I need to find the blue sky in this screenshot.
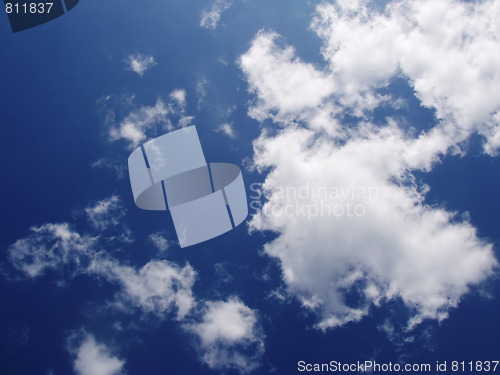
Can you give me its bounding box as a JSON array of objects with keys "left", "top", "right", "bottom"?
[{"left": 1, "top": 0, "right": 500, "bottom": 374}]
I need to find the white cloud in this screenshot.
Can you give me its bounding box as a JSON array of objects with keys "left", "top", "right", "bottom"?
[
  {"left": 178, "top": 115, "right": 195, "bottom": 128},
  {"left": 7, "top": 223, "right": 261, "bottom": 370},
  {"left": 214, "top": 263, "right": 234, "bottom": 284},
  {"left": 169, "top": 89, "right": 187, "bottom": 108},
  {"left": 69, "top": 333, "right": 125, "bottom": 375},
  {"left": 90, "top": 258, "right": 197, "bottom": 320},
  {"left": 85, "top": 196, "right": 124, "bottom": 231},
  {"left": 311, "top": 0, "right": 500, "bottom": 153},
  {"left": 249, "top": 127, "right": 497, "bottom": 329},
  {"left": 149, "top": 232, "right": 170, "bottom": 252},
  {"left": 218, "top": 56, "right": 229, "bottom": 66},
  {"left": 191, "top": 299, "right": 256, "bottom": 344},
  {"left": 240, "top": 0, "right": 500, "bottom": 331},
  {"left": 240, "top": 0, "right": 500, "bottom": 152},
  {"left": 91, "top": 158, "right": 126, "bottom": 179},
  {"left": 8, "top": 221, "right": 196, "bottom": 320},
  {"left": 107, "top": 90, "right": 194, "bottom": 148},
  {"left": 200, "top": 0, "right": 233, "bottom": 30},
  {"left": 108, "top": 99, "right": 170, "bottom": 148},
  {"left": 239, "top": 31, "right": 336, "bottom": 125},
  {"left": 186, "top": 298, "right": 265, "bottom": 374},
  {"left": 7, "top": 223, "right": 95, "bottom": 279},
  {"left": 84, "top": 196, "right": 133, "bottom": 244},
  {"left": 216, "top": 123, "right": 237, "bottom": 138},
  {"left": 196, "top": 77, "right": 209, "bottom": 109},
  {"left": 125, "top": 54, "right": 157, "bottom": 76}
]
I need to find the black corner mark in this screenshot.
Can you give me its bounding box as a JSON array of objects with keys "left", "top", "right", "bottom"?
[
  {"left": 4, "top": 0, "right": 64, "bottom": 32},
  {"left": 4, "top": 0, "right": 80, "bottom": 33},
  {"left": 63, "top": 0, "right": 78, "bottom": 11}
]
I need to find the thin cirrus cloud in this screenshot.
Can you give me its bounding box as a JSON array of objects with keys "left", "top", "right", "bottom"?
[
  {"left": 200, "top": 0, "right": 233, "bottom": 30},
  {"left": 84, "top": 196, "right": 133, "bottom": 243},
  {"left": 240, "top": 0, "right": 499, "bottom": 330},
  {"left": 7, "top": 223, "right": 96, "bottom": 279},
  {"left": 196, "top": 77, "right": 209, "bottom": 109},
  {"left": 216, "top": 123, "right": 237, "bottom": 139},
  {"left": 91, "top": 157, "right": 127, "bottom": 179},
  {"left": 6, "top": 195, "right": 265, "bottom": 374},
  {"left": 84, "top": 195, "right": 124, "bottom": 231},
  {"left": 124, "top": 54, "right": 157, "bottom": 76},
  {"left": 149, "top": 232, "right": 170, "bottom": 252}
]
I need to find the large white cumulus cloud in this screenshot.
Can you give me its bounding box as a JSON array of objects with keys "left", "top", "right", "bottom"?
[
  {"left": 240, "top": 0, "right": 499, "bottom": 330},
  {"left": 240, "top": 31, "right": 335, "bottom": 124},
  {"left": 250, "top": 126, "right": 496, "bottom": 329},
  {"left": 312, "top": 0, "right": 500, "bottom": 154}
]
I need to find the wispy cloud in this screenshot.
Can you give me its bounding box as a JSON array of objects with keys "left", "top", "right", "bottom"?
[
  {"left": 90, "top": 258, "right": 197, "bottom": 320},
  {"left": 7, "top": 211, "right": 265, "bottom": 372},
  {"left": 216, "top": 123, "right": 237, "bottom": 138},
  {"left": 7, "top": 219, "right": 196, "bottom": 320},
  {"left": 169, "top": 89, "right": 186, "bottom": 107},
  {"left": 91, "top": 158, "right": 127, "bottom": 179},
  {"left": 7, "top": 223, "right": 95, "bottom": 279},
  {"left": 124, "top": 54, "right": 157, "bottom": 76},
  {"left": 196, "top": 77, "right": 209, "bottom": 109},
  {"left": 108, "top": 99, "right": 170, "bottom": 148},
  {"left": 149, "top": 232, "right": 170, "bottom": 252},
  {"left": 105, "top": 89, "right": 193, "bottom": 148},
  {"left": 6, "top": 219, "right": 264, "bottom": 371},
  {"left": 200, "top": 0, "right": 233, "bottom": 30},
  {"left": 85, "top": 196, "right": 124, "bottom": 231}
]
